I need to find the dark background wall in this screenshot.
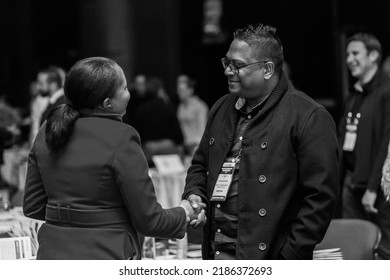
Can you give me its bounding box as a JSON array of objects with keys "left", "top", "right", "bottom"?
[{"left": 1, "top": 0, "right": 389, "bottom": 123}]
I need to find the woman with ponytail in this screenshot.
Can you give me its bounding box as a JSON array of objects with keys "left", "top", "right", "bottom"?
[{"left": 23, "top": 57, "right": 202, "bottom": 259}]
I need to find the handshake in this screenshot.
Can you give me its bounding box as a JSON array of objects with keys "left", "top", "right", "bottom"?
[{"left": 180, "top": 194, "right": 207, "bottom": 228}]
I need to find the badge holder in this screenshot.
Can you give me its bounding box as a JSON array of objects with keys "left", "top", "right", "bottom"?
[{"left": 343, "top": 112, "right": 360, "bottom": 152}]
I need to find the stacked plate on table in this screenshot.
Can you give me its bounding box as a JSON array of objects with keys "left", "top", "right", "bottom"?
[
  {"left": 186, "top": 243, "right": 202, "bottom": 259},
  {"left": 313, "top": 248, "right": 343, "bottom": 260}
]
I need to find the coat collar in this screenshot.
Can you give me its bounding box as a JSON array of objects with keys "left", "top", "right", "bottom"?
[
  {"left": 223, "top": 71, "right": 289, "bottom": 143},
  {"left": 78, "top": 108, "right": 123, "bottom": 122}
]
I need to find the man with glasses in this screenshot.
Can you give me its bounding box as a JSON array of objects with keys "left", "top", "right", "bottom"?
[{"left": 182, "top": 23, "right": 339, "bottom": 259}]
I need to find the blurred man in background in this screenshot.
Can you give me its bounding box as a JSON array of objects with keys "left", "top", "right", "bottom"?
[
  {"left": 28, "top": 66, "right": 65, "bottom": 145},
  {"left": 338, "top": 32, "right": 390, "bottom": 259}
]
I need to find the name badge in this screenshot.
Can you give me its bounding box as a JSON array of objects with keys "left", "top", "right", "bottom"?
[
  {"left": 210, "top": 161, "right": 236, "bottom": 201},
  {"left": 343, "top": 131, "right": 357, "bottom": 151},
  {"left": 343, "top": 112, "right": 360, "bottom": 152}
]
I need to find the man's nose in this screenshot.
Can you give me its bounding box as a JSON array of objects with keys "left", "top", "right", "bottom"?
[{"left": 224, "top": 65, "right": 235, "bottom": 76}]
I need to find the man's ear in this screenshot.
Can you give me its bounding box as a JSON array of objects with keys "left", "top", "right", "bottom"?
[
  {"left": 264, "top": 62, "right": 275, "bottom": 80},
  {"left": 102, "top": 98, "right": 113, "bottom": 109},
  {"left": 369, "top": 50, "right": 380, "bottom": 63}
]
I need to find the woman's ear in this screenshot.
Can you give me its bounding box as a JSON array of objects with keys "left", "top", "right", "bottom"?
[
  {"left": 263, "top": 62, "right": 275, "bottom": 80},
  {"left": 102, "top": 98, "right": 113, "bottom": 109}
]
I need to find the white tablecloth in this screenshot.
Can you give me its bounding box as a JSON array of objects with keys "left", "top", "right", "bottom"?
[
  {"left": 149, "top": 169, "right": 186, "bottom": 209},
  {"left": 147, "top": 170, "right": 189, "bottom": 259}
]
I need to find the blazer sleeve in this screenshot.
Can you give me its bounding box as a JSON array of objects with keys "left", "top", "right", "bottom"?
[
  {"left": 23, "top": 144, "right": 47, "bottom": 221},
  {"left": 281, "top": 107, "right": 340, "bottom": 259},
  {"left": 112, "top": 127, "right": 187, "bottom": 239}
]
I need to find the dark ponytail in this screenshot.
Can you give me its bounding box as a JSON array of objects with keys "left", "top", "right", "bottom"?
[
  {"left": 45, "top": 104, "right": 79, "bottom": 151},
  {"left": 44, "top": 56, "right": 121, "bottom": 151}
]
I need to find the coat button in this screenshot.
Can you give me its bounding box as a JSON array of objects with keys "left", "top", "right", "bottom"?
[
  {"left": 259, "top": 175, "right": 267, "bottom": 183},
  {"left": 209, "top": 138, "right": 215, "bottom": 145},
  {"left": 259, "top": 243, "right": 267, "bottom": 251},
  {"left": 258, "top": 208, "right": 267, "bottom": 216},
  {"left": 261, "top": 141, "right": 268, "bottom": 149}
]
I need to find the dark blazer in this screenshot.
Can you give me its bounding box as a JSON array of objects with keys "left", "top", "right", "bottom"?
[
  {"left": 182, "top": 73, "right": 340, "bottom": 259},
  {"left": 23, "top": 114, "right": 187, "bottom": 259}
]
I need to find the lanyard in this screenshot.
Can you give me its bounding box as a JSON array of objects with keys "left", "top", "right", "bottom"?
[
  {"left": 346, "top": 112, "right": 361, "bottom": 132},
  {"left": 343, "top": 112, "right": 361, "bottom": 152}
]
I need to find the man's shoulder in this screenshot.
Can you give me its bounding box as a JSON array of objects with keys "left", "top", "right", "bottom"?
[
  {"left": 378, "top": 74, "right": 390, "bottom": 92},
  {"left": 209, "top": 93, "right": 235, "bottom": 112},
  {"left": 283, "top": 88, "right": 325, "bottom": 112}
]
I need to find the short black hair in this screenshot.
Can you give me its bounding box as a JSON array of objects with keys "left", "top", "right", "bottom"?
[{"left": 233, "top": 23, "right": 284, "bottom": 74}]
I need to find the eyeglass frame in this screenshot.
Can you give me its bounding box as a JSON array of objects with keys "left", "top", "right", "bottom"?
[{"left": 221, "top": 57, "right": 270, "bottom": 74}]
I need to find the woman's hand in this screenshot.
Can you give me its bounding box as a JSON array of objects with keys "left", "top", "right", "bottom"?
[{"left": 179, "top": 200, "right": 195, "bottom": 223}]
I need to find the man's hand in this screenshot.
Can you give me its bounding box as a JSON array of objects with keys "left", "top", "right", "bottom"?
[
  {"left": 187, "top": 194, "right": 207, "bottom": 228},
  {"left": 179, "top": 200, "right": 194, "bottom": 223},
  {"left": 362, "top": 189, "right": 378, "bottom": 214}
]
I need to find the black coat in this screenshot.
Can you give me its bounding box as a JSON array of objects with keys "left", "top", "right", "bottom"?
[{"left": 183, "top": 74, "right": 340, "bottom": 259}]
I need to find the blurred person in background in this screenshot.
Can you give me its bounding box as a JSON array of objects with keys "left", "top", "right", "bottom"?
[
  {"left": 0, "top": 91, "right": 22, "bottom": 151},
  {"left": 27, "top": 80, "right": 49, "bottom": 145},
  {"left": 123, "top": 73, "right": 147, "bottom": 126},
  {"left": 0, "top": 126, "right": 16, "bottom": 209},
  {"left": 0, "top": 92, "right": 22, "bottom": 131},
  {"left": 0, "top": 91, "right": 22, "bottom": 203},
  {"left": 381, "top": 142, "right": 390, "bottom": 202},
  {"left": 338, "top": 32, "right": 390, "bottom": 259},
  {"left": 134, "top": 76, "right": 184, "bottom": 165},
  {"left": 29, "top": 66, "right": 65, "bottom": 144},
  {"left": 0, "top": 125, "right": 21, "bottom": 189},
  {"left": 176, "top": 74, "right": 209, "bottom": 158},
  {"left": 182, "top": 23, "right": 339, "bottom": 259},
  {"left": 39, "top": 66, "right": 66, "bottom": 125},
  {"left": 23, "top": 57, "right": 202, "bottom": 260},
  {"left": 382, "top": 56, "right": 390, "bottom": 77}
]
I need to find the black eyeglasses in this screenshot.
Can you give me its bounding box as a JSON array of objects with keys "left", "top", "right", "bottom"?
[{"left": 221, "top": 58, "right": 269, "bottom": 74}]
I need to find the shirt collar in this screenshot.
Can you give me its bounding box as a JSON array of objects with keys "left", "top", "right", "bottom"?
[{"left": 234, "top": 93, "right": 272, "bottom": 114}]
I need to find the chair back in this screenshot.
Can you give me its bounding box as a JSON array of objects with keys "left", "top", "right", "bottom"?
[{"left": 315, "top": 219, "right": 381, "bottom": 260}]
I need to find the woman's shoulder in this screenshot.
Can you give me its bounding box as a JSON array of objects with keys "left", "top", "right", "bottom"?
[{"left": 77, "top": 117, "right": 139, "bottom": 138}]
